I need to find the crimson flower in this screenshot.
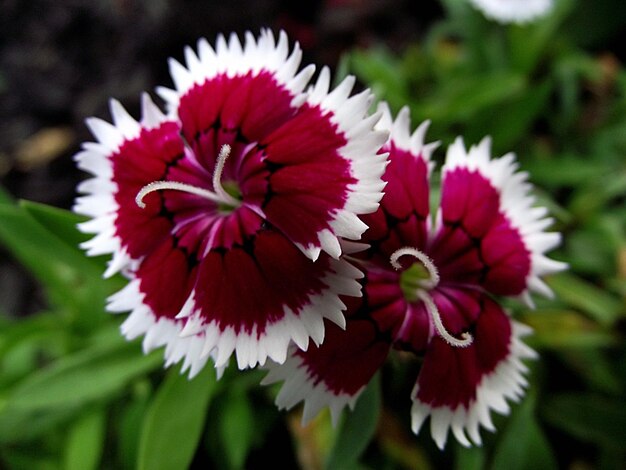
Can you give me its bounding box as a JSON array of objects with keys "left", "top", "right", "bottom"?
[
  {"left": 74, "top": 30, "right": 388, "bottom": 375},
  {"left": 262, "top": 104, "right": 566, "bottom": 448}
]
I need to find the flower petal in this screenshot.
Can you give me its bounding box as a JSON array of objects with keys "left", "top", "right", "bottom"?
[
  {"left": 172, "top": 229, "right": 363, "bottom": 370},
  {"left": 468, "top": 0, "right": 554, "bottom": 24},
  {"left": 359, "top": 103, "right": 437, "bottom": 263},
  {"left": 75, "top": 100, "right": 177, "bottom": 277},
  {"left": 162, "top": 30, "right": 388, "bottom": 260},
  {"left": 262, "top": 311, "right": 390, "bottom": 425},
  {"left": 410, "top": 296, "right": 537, "bottom": 449},
  {"left": 438, "top": 137, "right": 565, "bottom": 297}
]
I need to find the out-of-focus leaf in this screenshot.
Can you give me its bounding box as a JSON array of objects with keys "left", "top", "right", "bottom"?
[
  {"left": 521, "top": 309, "right": 617, "bottom": 349},
  {"left": 64, "top": 408, "right": 106, "bottom": 470},
  {"left": 507, "top": 0, "right": 575, "bottom": 74},
  {"left": 325, "top": 373, "right": 381, "bottom": 470},
  {"left": 556, "top": 349, "right": 623, "bottom": 395},
  {"left": 0, "top": 405, "right": 81, "bottom": 444},
  {"left": 524, "top": 154, "right": 608, "bottom": 187},
  {"left": 566, "top": 223, "right": 619, "bottom": 276},
  {"left": 137, "top": 365, "right": 217, "bottom": 470},
  {"left": 542, "top": 393, "right": 626, "bottom": 451},
  {"left": 218, "top": 385, "right": 255, "bottom": 469},
  {"left": 350, "top": 47, "right": 410, "bottom": 111},
  {"left": 492, "top": 390, "right": 557, "bottom": 470},
  {"left": 0, "top": 204, "right": 120, "bottom": 324},
  {"left": 480, "top": 80, "right": 552, "bottom": 150},
  {"left": 20, "top": 200, "right": 89, "bottom": 248},
  {"left": 0, "top": 313, "right": 61, "bottom": 357},
  {"left": 455, "top": 444, "right": 485, "bottom": 470},
  {"left": 117, "top": 383, "right": 151, "bottom": 470},
  {"left": 3, "top": 340, "right": 161, "bottom": 412},
  {"left": 0, "top": 314, "right": 67, "bottom": 389},
  {"left": 0, "top": 447, "right": 58, "bottom": 470},
  {"left": 412, "top": 73, "right": 526, "bottom": 123},
  {"left": 546, "top": 273, "right": 624, "bottom": 325}
]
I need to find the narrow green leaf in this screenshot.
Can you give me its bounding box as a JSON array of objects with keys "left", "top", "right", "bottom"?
[
  {"left": 0, "top": 204, "right": 118, "bottom": 319},
  {"left": 64, "top": 408, "right": 106, "bottom": 470},
  {"left": 218, "top": 386, "right": 255, "bottom": 469},
  {"left": 137, "top": 365, "right": 217, "bottom": 470},
  {"left": 0, "top": 404, "right": 80, "bottom": 444},
  {"left": 556, "top": 349, "right": 623, "bottom": 395},
  {"left": 521, "top": 309, "right": 618, "bottom": 349},
  {"left": 4, "top": 340, "right": 161, "bottom": 412},
  {"left": 546, "top": 273, "right": 624, "bottom": 325},
  {"left": 541, "top": 393, "right": 626, "bottom": 451},
  {"left": 455, "top": 444, "right": 485, "bottom": 470},
  {"left": 492, "top": 391, "right": 557, "bottom": 470},
  {"left": 20, "top": 200, "right": 90, "bottom": 248},
  {"left": 413, "top": 73, "right": 526, "bottom": 123},
  {"left": 325, "top": 373, "right": 381, "bottom": 470}
]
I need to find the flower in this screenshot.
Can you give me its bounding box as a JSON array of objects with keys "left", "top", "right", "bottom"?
[
  {"left": 467, "top": 0, "right": 554, "bottom": 24},
  {"left": 74, "top": 30, "right": 388, "bottom": 375},
  {"left": 262, "top": 103, "right": 566, "bottom": 448}
]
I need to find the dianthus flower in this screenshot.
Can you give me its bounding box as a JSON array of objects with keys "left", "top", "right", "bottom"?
[
  {"left": 468, "top": 0, "right": 554, "bottom": 24},
  {"left": 262, "top": 104, "right": 566, "bottom": 448},
  {"left": 74, "top": 30, "right": 388, "bottom": 375}
]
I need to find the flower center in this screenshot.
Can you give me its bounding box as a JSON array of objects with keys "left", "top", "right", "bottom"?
[
  {"left": 136, "top": 144, "right": 241, "bottom": 212},
  {"left": 390, "top": 247, "right": 473, "bottom": 348}
]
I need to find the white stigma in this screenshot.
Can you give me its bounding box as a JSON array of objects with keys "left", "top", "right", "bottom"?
[
  {"left": 390, "top": 246, "right": 474, "bottom": 348},
  {"left": 135, "top": 144, "right": 240, "bottom": 209},
  {"left": 390, "top": 247, "right": 440, "bottom": 289}
]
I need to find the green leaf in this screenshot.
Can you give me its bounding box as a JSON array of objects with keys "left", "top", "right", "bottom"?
[
  {"left": 218, "top": 386, "right": 255, "bottom": 470},
  {"left": 64, "top": 408, "right": 106, "bottom": 470},
  {"left": 137, "top": 365, "right": 218, "bottom": 470},
  {"left": 0, "top": 203, "right": 120, "bottom": 322},
  {"left": 3, "top": 339, "right": 161, "bottom": 412},
  {"left": 521, "top": 309, "right": 618, "bottom": 349},
  {"left": 546, "top": 273, "right": 624, "bottom": 325},
  {"left": 556, "top": 349, "right": 623, "bottom": 395},
  {"left": 412, "top": 73, "right": 526, "bottom": 124},
  {"left": 455, "top": 445, "right": 485, "bottom": 470},
  {"left": 492, "top": 391, "right": 557, "bottom": 470},
  {"left": 479, "top": 79, "right": 552, "bottom": 150},
  {"left": 20, "top": 200, "right": 90, "bottom": 248},
  {"left": 541, "top": 393, "right": 626, "bottom": 451},
  {"left": 0, "top": 404, "right": 81, "bottom": 444},
  {"left": 507, "top": 0, "right": 576, "bottom": 74},
  {"left": 117, "top": 384, "right": 152, "bottom": 470},
  {"left": 325, "top": 373, "right": 381, "bottom": 470}
]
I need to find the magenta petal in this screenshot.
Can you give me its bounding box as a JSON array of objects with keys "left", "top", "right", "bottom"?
[
  {"left": 410, "top": 296, "right": 535, "bottom": 448},
  {"left": 112, "top": 122, "right": 185, "bottom": 259},
  {"left": 436, "top": 167, "right": 531, "bottom": 295},
  {"left": 178, "top": 72, "right": 298, "bottom": 172},
  {"left": 359, "top": 143, "right": 431, "bottom": 261},
  {"left": 136, "top": 237, "right": 197, "bottom": 320},
  {"left": 262, "top": 317, "right": 390, "bottom": 425},
  {"left": 261, "top": 105, "right": 354, "bottom": 254},
  {"left": 480, "top": 216, "right": 531, "bottom": 296},
  {"left": 184, "top": 228, "right": 361, "bottom": 369},
  {"left": 380, "top": 144, "right": 430, "bottom": 221},
  {"left": 441, "top": 169, "right": 499, "bottom": 238},
  {"left": 194, "top": 229, "right": 329, "bottom": 333},
  {"left": 414, "top": 297, "right": 510, "bottom": 409}
]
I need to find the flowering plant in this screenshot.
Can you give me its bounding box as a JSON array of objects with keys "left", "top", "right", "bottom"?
[{"left": 1, "top": 3, "right": 624, "bottom": 468}]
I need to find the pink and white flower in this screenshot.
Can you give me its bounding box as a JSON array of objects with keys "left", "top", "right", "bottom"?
[
  {"left": 74, "top": 30, "right": 388, "bottom": 375},
  {"left": 262, "top": 103, "right": 566, "bottom": 448},
  {"left": 468, "top": 0, "right": 554, "bottom": 24}
]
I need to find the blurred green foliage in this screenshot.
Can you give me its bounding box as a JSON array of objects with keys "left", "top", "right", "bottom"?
[{"left": 0, "top": 0, "right": 625, "bottom": 468}]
